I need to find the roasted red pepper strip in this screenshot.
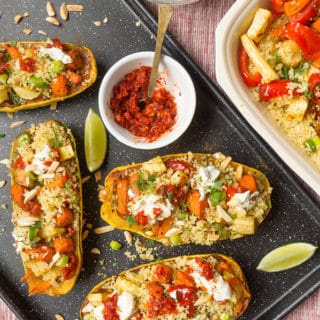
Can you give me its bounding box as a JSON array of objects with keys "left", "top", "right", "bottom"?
[
  {"left": 308, "top": 73, "right": 320, "bottom": 90},
  {"left": 272, "top": 0, "right": 286, "bottom": 13},
  {"left": 289, "top": 4, "right": 317, "bottom": 24},
  {"left": 259, "top": 79, "right": 302, "bottom": 101},
  {"left": 285, "top": 21, "right": 320, "bottom": 60},
  {"left": 239, "top": 47, "right": 262, "bottom": 87}
]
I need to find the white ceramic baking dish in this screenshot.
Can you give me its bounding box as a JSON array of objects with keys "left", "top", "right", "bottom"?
[{"left": 215, "top": 0, "right": 320, "bottom": 194}]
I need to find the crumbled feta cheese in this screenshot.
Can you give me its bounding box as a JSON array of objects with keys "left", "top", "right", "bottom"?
[
  {"left": 31, "top": 145, "right": 51, "bottom": 175},
  {"left": 117, "top": 291, "right": 135, "bottom": 320},
  {"left": 93, "top": 304, "right": 105, "bottom": 320},
  {"left": 192, "top": 165, "right": 220, "bottom": 200},
  {"left": 130, "top": 194, "right": 173, "bottom": 223},
  {"left": 38, "top": 47, "right": 72, "bottom": 64},
  {"left": 228, "top": 190, "right": 259, "bottom": 210}
]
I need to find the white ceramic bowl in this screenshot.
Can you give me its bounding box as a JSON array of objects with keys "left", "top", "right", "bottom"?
[
  {"left": 215, "top": 0, "right": 320, "bottom": 194},
  {"left": 98, "top": 51, "right": 196, "bottom": 150}
]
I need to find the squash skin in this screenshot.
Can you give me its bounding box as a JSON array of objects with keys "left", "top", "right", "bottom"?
[
  {"left": 100, "top": 153, "right": 272, "bottom": 245},
  {"left": 0, "top": 41, "right": 97, "bottom": 112},
  {"left": 80, "top": 253, "right": 251, "bottom": 319},
  {"left": 10, "top": 120, "right": 83, "bottom": 295}
]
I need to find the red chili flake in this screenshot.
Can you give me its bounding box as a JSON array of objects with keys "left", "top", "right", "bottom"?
[{"left": 110, "top": 66, "right": 177, "bottom": 142}]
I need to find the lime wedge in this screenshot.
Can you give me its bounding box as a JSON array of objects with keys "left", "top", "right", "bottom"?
[
  {"left": 257, "top": 242, "right": 318, "bottom": 272},
  {"left": 84, "top": 108, "right": 107, "bottom": 172}
]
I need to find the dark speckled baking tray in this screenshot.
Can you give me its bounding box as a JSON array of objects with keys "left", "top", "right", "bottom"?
[{"left": 0, "top": 1, "right": 319, "bottom": 319}]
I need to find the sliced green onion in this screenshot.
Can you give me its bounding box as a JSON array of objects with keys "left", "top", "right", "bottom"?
[
  {"left": 304, "top": 139, "right": 317, "bottom": 152},
  {"left": 57, "top": 254, "right": 69, "bottom": 267},
  {"left": 109, "top": 240, "right": 122, "bottom": 251},
  {"left": 29, "top": 226, "right": 35, "bottom": 242},
  {"left": 220, "top": 314, "right": 232, "bottom": 320},
  {"left": 51, "top": 60, "right": 64, "bottom": 73},
  {"left": 170, "top": 235, "right": 181, "bottom": 245},
  {"left": 29, "top": 75, "right": 49, "bottom": 88},
  {"left": 312, "top": 136, "right": 320, "bottom": 147},
  {"left": 126, "top": 215, "right": 137, "bottom": 226},
  {"left": 0, "top": 73, "right": 8, "bottom": 84}
]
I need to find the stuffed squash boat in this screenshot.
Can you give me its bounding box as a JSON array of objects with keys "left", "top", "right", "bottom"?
[
  {"left": 99, "top": 152, "right": 271, "bottom": 246},
  {"left": 80, "top": 253, "right": 251, "bottom": 319},
  {"left": 0, "top": 38, "right": 97, "bottom": 112},
  {"left": 10, "top": 120, "right": 82, "bottom": 295}
]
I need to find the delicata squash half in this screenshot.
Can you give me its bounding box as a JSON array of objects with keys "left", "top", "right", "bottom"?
[
  {"left": 0, "top": 38, "right": 97, "bottom": 112},
  {"left": 80, "top": 253, "right": 251, "bottom": 319},
  {"left": 99, "top": 152, "right": 272, "bottom": 246},
  {"left": 10, "top": 120, "right": 82, "bottom": 295}
]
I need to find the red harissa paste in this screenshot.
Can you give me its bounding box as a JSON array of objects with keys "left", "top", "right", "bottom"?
[{"left": 110, "top": 66, "right": 177, "bottom": 142}]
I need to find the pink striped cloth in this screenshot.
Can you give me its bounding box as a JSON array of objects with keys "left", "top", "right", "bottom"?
[{"left": 0, "top": 1, "right": 319, "bottom": 319}]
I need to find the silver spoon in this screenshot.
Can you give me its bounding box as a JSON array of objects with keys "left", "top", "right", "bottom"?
[{"left": 147, "top": 4, "right": 174, "bottom": 98}]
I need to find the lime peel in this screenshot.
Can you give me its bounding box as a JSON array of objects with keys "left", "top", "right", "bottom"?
[
  {"left": 257, "top": 242, "right": 318, "bottom": 272},
  {"left": 84, "top": 108, "right": 107, "bottom": 172}
]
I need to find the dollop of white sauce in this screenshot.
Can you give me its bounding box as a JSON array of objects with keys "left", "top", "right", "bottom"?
[
  {"left": 31, "top": 145, "right": 51, "bottom": 175},
  {"left": 130, "top": 194, "right": 173, "bottom": 223},
  {"left": 117, "top": 291, "right": 135, "bottom": 320},
  {"left": 192, "top": 165, "right": 220, "bottom": 200},
  {"left": 39, "top": 47, "right": 72, "bottom": 64},
  {"left": 228, "top": 190, "right": 259, "bottom": 210}
]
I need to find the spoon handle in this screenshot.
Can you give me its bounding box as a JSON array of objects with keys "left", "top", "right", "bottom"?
[{"left": 147, "top": 4, "right": 173, "bottom": 98}]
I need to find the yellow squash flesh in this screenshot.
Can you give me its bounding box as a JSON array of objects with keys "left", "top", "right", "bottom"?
[
  {"left": 10, "top": 120, "right": 83, "bottom": 295},
  {"left": 80, "top": 253, "right": 251, "bottom": 319},
  {"left": 100, "top": 153, "right": 272, "bottom": 246},
  {"left": 0, "top": 41, "right": 97, "bottom": 112}
]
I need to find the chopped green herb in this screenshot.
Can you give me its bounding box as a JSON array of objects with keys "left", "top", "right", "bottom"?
[
  {"left": 281, "top": 65, "right": 289, "bottom": 79},
  {"left": 294, "top": 62, "right": 310, "bottom": 75},
  {"left": 274, "top": 52, "right": 282, "bottom": 65},
  {"left": 126, "top": 215, "right": 137, "bottom": 226},
  {"left": 28, "top": 75, "right": 49, "bottom": 88},
  {"left": 9, "top": 40, "right": 17, "bottom": 47},
  {"left": 136, "top": 171, "right": 156, "bottom": 192},
  {"left": 3, "top": 53, "right": 10, "bottom": 63},
  {"left": 0, "top": 73, "right": 8, "bottom": 84},
  {"left": 9, "top": 91, "right": 21, "bottom": 105},
  {"left": 50, "top": 126, "right": 64, "bottom": 148},
  {"left": 0, "top": 133, "right": 5, "bottom": 138},
  {"left": 17, "top": 133, "right": 30, "bottom": 145},
  {"left": 167, "top": 192, "right": 174, "bottom": 202},
  {"left": 304, "top": 90, "right": 312, "bottom": 99}
]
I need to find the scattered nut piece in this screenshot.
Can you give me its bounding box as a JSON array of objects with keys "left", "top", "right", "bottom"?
[
  {"left": 10, "top": 120, "right": 26, "bottom": 128},
  {"left": 93, "top": 21, "right": 102, "bottom": 27},
  {"left": 81, "top": 175, "right": 90, "bottom": 184},
  {"left": 38, "top": 29, "right": 48, "bottom": 36},
  {"left": 135, "top": 20, "right": 141, "bottom": 27},
  {"left": 60, "top": 3, "right": 68, "bottom": 21},
  {"left": 164, "top": 227, "right": 182, "bottom": 237},
  {"left": 66, "top": 4, "right": 84, "bottom": 12},
  {"left": 103, "top": 16, "right": 108, "bottom": 24},
  {"left": 54, "top": 314, "right": 64, "bottom": 320},
  {"left": 46, "top": 1, "right": 56, "bottom": 17},
  {"left": 14, "top": 15, "right": 23, "bottom": 24},
  {"left": 0, "top": 159, "right": 9, "bottom": 166},
  {"left": 124, "top": 231, "right": 133, "bottom": 245},
  {"left": 22, "top": 28, "right": 32, "bottom": 35},
  {"left": 90, "top": 248, "right": 101, "bottom": 254},
  {"left": 0, "top": 181, "right": 6, "bottom": 188},
  {"left": 6, "top": 112, "right": 13, "bottom": 119},
  {"left": 86, "top": 223, "right": 93, "bottom": 229},
  {"left": 50, "top": 101, "right": 58, "bottom": 110},
  {"left": 46, "top": 16, "right": 60, "bottom": 26},
  {"left": 23, "top": 12, "right": 30, "bottom": 17},
  {"left": 94, "top": 225, "right": 115, "bottom": 234},
  {"left": 98, "top": 188, "right": 107, "bottom": 202},
  {"left": 95, "top": 170, "right": 102, "bottom": 182},
  {"left": 1, "top": 204, "right": 7, "bottom": 209},
  {"left": 82, "top": 229, "right": 89, "bottom": 241}
]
